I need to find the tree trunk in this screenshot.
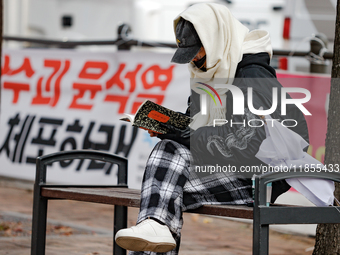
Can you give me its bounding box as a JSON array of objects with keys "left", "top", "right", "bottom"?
[
  {"left": 313, "top": 0, "right": 340, "bottom": 254},
  {"left": 0, "top": 0, "right": 2, "bottom": 102}
]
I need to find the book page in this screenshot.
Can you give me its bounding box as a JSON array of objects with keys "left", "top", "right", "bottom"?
[{"left": 119, "top": 113, "right": 135, "bottom": 123}]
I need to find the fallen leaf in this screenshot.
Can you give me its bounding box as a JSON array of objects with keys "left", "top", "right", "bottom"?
[
  {"left": 203, "top": 218, "right": 213, "bottom": 224},
  {"left": 191, "top": 214, "right": 200, "bottom": 222},
  {"left": 14, "top": 227, "right": 23, "bottom": 233}
]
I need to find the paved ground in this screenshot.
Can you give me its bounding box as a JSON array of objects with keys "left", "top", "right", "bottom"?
[{"left": 0, "top": 177, "right": 316, "bottom": 255}]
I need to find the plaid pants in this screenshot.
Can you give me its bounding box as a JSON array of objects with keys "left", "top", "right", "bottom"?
[{"left": 130, "top": 139, "right": 252, "bottom": 255}]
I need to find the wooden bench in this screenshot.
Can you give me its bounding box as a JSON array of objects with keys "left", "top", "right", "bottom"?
[{"left": 30, "top": 150, "right": 340, "bottom": 255}]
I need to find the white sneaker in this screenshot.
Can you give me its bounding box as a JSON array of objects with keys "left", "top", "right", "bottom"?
[{"left": 115, "top": 219, "right": 176, "bottom": 252}]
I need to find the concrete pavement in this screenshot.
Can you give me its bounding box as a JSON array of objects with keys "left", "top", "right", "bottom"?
[{"left": 0, "top": 177, "right": 316, "bottom": 255}]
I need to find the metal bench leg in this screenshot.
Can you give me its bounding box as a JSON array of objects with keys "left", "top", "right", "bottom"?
[
  {"left": 31, "top": 186, "right": 48, "bottom": 255},
  {"left": 253, "top": 221, "right": 269, "bottom": 255},
  {"left": 114, "top": 205, "right": 128, "bottom": 255}
]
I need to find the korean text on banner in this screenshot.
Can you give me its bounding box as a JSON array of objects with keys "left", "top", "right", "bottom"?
[{"left": 0, "top": 49, "right": 190, "bottom": 188}]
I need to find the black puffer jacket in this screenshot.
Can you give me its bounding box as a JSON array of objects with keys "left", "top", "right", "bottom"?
[{"left": 187, "top": 52, "right": 309, "bottom": 202}]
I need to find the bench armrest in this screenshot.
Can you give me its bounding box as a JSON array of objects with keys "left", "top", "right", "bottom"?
[
  {"left": 255, "top": 169, "right": 340, "bottom": 206},
  {"left": 35, "top": 149, "right": 128, "bottom": 186}
]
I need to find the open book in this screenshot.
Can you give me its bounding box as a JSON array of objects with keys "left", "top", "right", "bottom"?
[{"left": 120, "top": 100, "right": 191, "bottom": 134}]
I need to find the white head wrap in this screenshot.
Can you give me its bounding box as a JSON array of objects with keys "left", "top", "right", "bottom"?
[{"left": 173, "top": 3, "right": 272, "bottom": 129}]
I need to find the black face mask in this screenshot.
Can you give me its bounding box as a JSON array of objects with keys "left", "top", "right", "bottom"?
[{"left": 193, "top": 55, "right": 207, "bottom": 72}]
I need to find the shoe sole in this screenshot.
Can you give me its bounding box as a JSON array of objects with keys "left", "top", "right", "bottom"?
[{"left": 116, "top": 236, "right": 176, "bottom": 253}]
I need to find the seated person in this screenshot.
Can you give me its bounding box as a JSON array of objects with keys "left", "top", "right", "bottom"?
[{"left": 115, "top": 3, "right": 308, "bottom": 255}]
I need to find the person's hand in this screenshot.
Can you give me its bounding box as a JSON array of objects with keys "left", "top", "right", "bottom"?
[
  {"left": 148, "top": 130, "right": 158, "bottom": 137},
  {"left": 157, "top": 123, "right": 192, "bottom": 148}
]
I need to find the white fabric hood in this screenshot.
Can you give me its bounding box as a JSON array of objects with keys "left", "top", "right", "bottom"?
[
  {"left": 174, "top": 3, "right": 272, "bottom": 81},
  {"left": 173, "top": 3, "right": 273, "bottom": 129}
]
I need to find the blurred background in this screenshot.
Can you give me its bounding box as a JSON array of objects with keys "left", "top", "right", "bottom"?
[
  {"left": 0, "top": 1, "right": 337, "bottom": 251},
  {"left": 2, "top": 0, "right": 337, "bottom": 73}
]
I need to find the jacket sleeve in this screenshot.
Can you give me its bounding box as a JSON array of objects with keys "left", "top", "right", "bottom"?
[
  {"left": 189, "top": 63, "right": 309, "bottom": 171},
  {"left": 190, "top": 110, "right": 266, "bottom": 167},
  {"left": 190, "top": 88, "right": 268, "bottom": 168},
  {"left": 195, "top": 56, "right": 307, "bottom": 201}
]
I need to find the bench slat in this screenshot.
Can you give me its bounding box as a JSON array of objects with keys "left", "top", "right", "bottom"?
[
  {"left": 188, "top": 204, "right": 253, "bottom": 219},
  {"left": 41, "top": 187, "right": 141, "bottom": 207},
  {"left": 41, "top": 187, "right": 253, "bottom": 219}
]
